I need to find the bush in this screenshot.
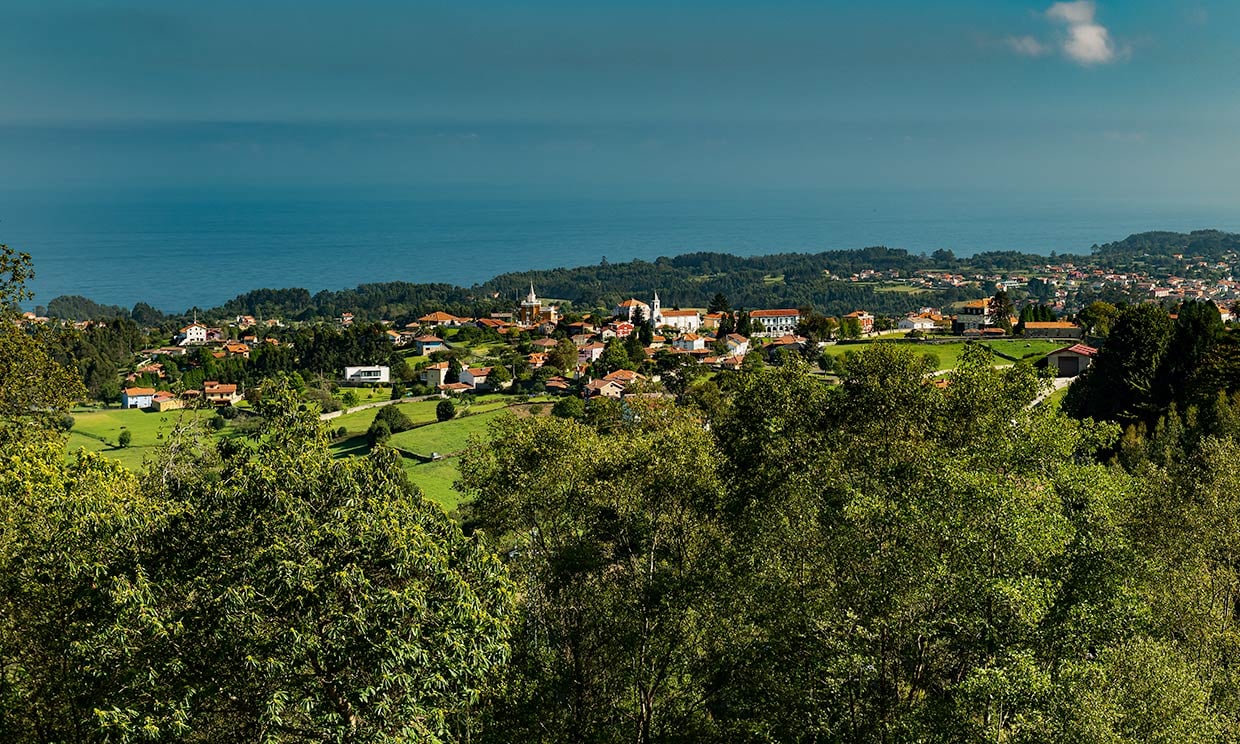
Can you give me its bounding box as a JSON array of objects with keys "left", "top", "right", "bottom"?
[
  {"left": 375, "top": 405, "right": 414, "bottom": 433},
  {"left": 367, "top": 419, "right": 392, "bottom": 445},
  {"left": 551, "top": 397, "right": 585, "bottom": 419},
  {"left": 56, "top": 413, "right": 75, "bottom": 432},
  {"left": 437, "top": 399, "right": 456, "bottom": 422},
  {"left": 117, "top": 429, "right": 132, "bottom": 448},
  {"left": 217, "top": 405, "right": 239, "bottom": 420},
  {"left": 208, "top": 414, "right": 227, "bottom": 431},
  {"left": 340, "top": 390, "right": 360, "bottom": 409},
  {"left": 529, "top": 403, "right": 546, "bottom": 415}
]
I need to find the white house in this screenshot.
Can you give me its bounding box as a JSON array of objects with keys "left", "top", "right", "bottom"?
[
  {"left": 178, "top": 323, "right": 208, "bottom": 346},
  {"left": 615, "top": 298, "right": 651, "bottom": 322},
  {"left": 898, "top": 315, "right": 939, "bottom": 332},
  {"left": 749, "top": 309, "right": 801, "bottom": 338},
  {"left": 420, "top": 361, "right": 450, "bottom": 388},
  {"left": 343, "top": 366, "right": 391, "bottom": 384},
  {"left": 672, "top": 333, "right": 707, "bottom": 352},
  {"left": 414, "top": 335, "right": 446, "bottom": 355},
  {"left": 121, "top": 387, "right": 156, "bottom": 409},
  {"left": 724, "top": 333, "right": 750, "bottom": 355},
  {"left": 460, "top": 367, "right": 491, "bottom": 390}
]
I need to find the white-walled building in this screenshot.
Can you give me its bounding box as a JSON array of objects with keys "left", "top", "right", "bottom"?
[
  {"left": 748, "top": 309, "right": 801, "bottom": 338},
  {"left": 343, "top": 366, "right": 391, "bottom": 384}
]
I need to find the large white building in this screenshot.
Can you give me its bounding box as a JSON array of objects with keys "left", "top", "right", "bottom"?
[
  {"left": 651, "top": 293, "right": 701, "bottom": 332},
  {"left": 178, "top": 322, "right": 208, "bottom": 346},
  {"left": 748, "top": 309, "right": 802, "bottom": 338}
]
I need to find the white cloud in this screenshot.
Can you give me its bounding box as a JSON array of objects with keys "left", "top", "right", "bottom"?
[
  {"left": 1046, "top": 1, "right": 1097, "bottom": 25},
  {"left": 1006, "top": 35, "right": 1049, "bottom": 57},
  {"left": 1045, "top": 1, "right": 1117, "bottom": 65}
]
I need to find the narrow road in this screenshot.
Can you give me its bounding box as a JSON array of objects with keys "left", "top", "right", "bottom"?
[{"left": 319, "top": 393, "right": 439, "bottom": 421}]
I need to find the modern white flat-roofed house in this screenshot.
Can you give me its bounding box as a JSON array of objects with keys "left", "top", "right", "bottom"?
[
  {"left": 343, "top": 366, "right": 391, "bottom": 384},
  {"left": 749, "top": 309, "right": 801, "bottom": 338}
]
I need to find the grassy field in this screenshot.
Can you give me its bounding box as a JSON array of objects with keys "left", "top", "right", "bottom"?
[
  {"left": 821, "top": 341, "right": 970, "bottom": 371},
  {"left": 65, "top": 407, "right": 225, "bottom": 470},
  {"left": 821, "top": 338, "right": 1063, "bottom": 371},
  {"left": 983, "top": 339, "right": 1068, "bottom": 361},
  {"left": 387, "top": 408, "right": 506, "bottom": 457},
  {"left": 402, "top": 458, "right": 467, "bottom": 512}
]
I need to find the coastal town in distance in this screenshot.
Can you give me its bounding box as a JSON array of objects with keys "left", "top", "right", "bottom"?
[{"left": 13, "top": 228, "right": 1237, "bottom": 501}]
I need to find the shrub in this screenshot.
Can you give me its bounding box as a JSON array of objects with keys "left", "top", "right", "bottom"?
[
  {"left": 217, "top": 405, "right": 239, "bottom": 420},
  {"left": 437, "top": 399, "right": 456, "bottom": 422},
  {"left": 367, "top": 419, "right": 392, "bottom": 445},
  {"left": 551, "top": 397, "right": 585, "bottom": 419},
  {"left": 335, "top": 425, "right": 348, "bottom": 439},
  {"left": 375, "top": 405, "right": 414, "bottom": 433},
  {"left": 209, "top": 414, "right": 227, "bottom": 431},
  {"left": 117, "top": 429, "right": 132, "bottom": 448}
]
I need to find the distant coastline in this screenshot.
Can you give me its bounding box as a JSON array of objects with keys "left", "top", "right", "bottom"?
[
  {"left": 26, "top": 230, "right": 1240, "bottom": 328},
  {"left": 8, "top": 187, "right": 1240, "bottom": 312}
]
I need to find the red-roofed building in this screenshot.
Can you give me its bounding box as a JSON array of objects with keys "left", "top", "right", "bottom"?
[
  {"left": 121, "top": 387, "right": 156, "bottom": 409},
  {"left": 749, "top": 309, "right": 801, "bottom": 337},
  {"left": 1045, "top": 343, "right": 1098, "bottom": 377}
]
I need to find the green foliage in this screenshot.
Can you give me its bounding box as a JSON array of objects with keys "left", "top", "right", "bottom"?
[
  {"left": 1077, "top": 300, "right": 1119, "bottom": 336},
  {"left": 460, "top": 403, "right": 727, "bottom": 741},
  {"left": 550, "top": 396, "right": 585, "bottom": 419},
  {"left": 436, "top": 399, "right": 456, "bottom": 422},
  {"left": 117, "top": 429, "right": 132, "bottom": 447}
]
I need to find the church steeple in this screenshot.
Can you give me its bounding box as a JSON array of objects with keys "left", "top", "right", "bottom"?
[
  {"left": 651, "top": 291, "right": 662, "bottom": 327},
  {"left": 526, "top": 282, "right": 537, "bottom": 304}
]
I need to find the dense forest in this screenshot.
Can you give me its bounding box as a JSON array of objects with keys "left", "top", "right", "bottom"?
[
  {"left": 40, "top": 229, "right": 1236, "bottom": 324},
  {"left": 8, "top": 246, "right": 1240, "bottom": 742}
]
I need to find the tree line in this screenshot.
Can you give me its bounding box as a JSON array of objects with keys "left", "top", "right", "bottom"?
[{"left": 7, "top": 243, "right": 1240, "bottom": 742}]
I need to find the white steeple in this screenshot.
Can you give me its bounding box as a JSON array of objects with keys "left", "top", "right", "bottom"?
[
  {"left": 526, "top": 282, "right": 537, "bottom": 304},
  {"left": 651, "top": 291, "right": 662, "bottom": 326}
]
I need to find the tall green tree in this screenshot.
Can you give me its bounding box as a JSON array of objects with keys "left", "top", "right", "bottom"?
[{"left": 461, "top": 404, "right": 728, "bottom": 743}]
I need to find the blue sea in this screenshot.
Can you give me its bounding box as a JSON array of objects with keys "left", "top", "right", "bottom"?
[{"left": 5, "top": 186, "right": 1240, "bottom": 313}]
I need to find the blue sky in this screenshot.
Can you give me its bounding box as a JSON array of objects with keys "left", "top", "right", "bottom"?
[{"left": 2, "top": 0, "right": 1237, "bottom": 199}]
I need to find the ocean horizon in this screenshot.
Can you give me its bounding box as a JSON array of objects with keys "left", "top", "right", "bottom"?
[{"left": 5, "top": 185, "right": 1239, "bottom": 314}]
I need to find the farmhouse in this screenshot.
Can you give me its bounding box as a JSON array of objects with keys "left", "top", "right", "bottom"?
[
  {"left": 121, "top": 387, "right": 156, "bottom": 409},
  {"left": 203, "top": 381, "right": 242, "bottom": 406}
]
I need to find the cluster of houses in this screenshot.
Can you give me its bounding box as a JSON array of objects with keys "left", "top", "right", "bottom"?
[
  {"left": 120, "top": 380, "right": 241, "bottom": 411},
  {"left": 167, "top": 318, "right": 282, "bottom": 359}
]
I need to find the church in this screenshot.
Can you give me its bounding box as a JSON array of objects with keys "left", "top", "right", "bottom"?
[
  {"left": 517, "top": 283, "right": 560, "bottom": 327},
  {"left": 649, "top": 292, "right": 702, "bottom": 333}
]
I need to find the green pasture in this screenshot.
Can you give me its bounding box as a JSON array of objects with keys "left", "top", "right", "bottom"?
[
  {"left": 65, "top": 407, "right": 224, "bottom": 470},
  {"left": 403, "top": 458, "right": 467, "bottom": 513}
]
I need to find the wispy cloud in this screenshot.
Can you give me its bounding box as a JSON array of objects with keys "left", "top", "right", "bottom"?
[
  {"left": 1006, "top": 35, "right": 1050, "bottom": 57},
  {"left": 1046, "top": 1, "right": 1117, "bottom": 65}
]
